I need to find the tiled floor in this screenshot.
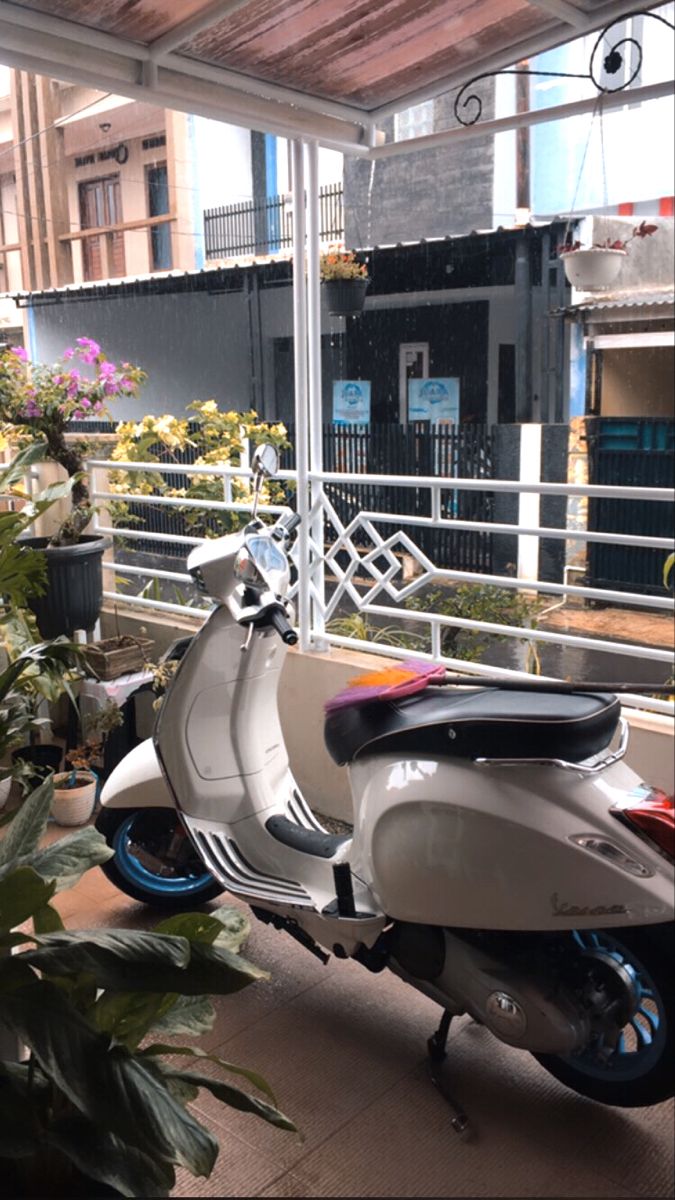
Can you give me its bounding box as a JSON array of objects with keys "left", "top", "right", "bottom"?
[{"left": 32, "top": 821, "right": 675, "bottom": 1198}]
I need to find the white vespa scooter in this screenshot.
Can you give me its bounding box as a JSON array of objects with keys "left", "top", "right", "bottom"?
[{"left": 97, "top": 445, "right": 674, "bottom": 1122}]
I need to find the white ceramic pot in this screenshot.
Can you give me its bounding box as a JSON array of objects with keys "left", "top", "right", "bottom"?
[
  {"left": 560, "top": 247, "right": 626, "bottom": 291},
  {"left": 0, "top": 775, "right": 11, "bottom": 812},
  {"left": 51, "top": 771, "right": 97, "bottom": 826}
]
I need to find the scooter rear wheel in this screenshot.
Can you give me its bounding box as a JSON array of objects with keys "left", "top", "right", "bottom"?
[
  {"left": 96, "top": 807, "right": 222, "bottom": 909},
  {"left": 534, "top": 922, "right": 674, "bottom": 1108}
]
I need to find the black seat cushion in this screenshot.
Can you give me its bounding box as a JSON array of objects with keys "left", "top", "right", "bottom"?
[{"left": 324, "top": 687, "right": 621, "bottom": 767}]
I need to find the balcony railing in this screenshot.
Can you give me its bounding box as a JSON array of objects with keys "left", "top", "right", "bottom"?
[
  {"left": 88, "top": 448, "right": 675, "bottom": 717},
  {"left": 203, "top": 184, "right": 343, "bottom": 259}
]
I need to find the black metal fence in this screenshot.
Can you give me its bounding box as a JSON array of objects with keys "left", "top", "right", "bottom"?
[
  {"left": 101, "top": 419, "right": 493, "bottom": 573},
  {"left": 286, "top": 422, "right": 494, "bottom": 573},
  {"left": 203, "top": 184, "right": 344, "bottom": 259},
  {"left": 586, "top": 417, "right": 674, "bottom": 597}
]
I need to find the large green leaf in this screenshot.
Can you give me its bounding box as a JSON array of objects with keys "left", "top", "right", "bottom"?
[
  {"left": 21, "top": 933, "right": 267, "bottom": 996},
  {"left": 0, "top": 1063, "right": 47, "bottom": 1156},
  {"left": 0, "top": 979, "right": 219, "bottom": 1177},
  {"left": 162, "top": 1067, "right": 296, "bottom": 1133},
  {"left": 47, "top": 1116, "right": 176, "bottom": 1198},
  {"left": 141, "top": 1042, "right": 278, "bottom": 1105},
  {"left": 32, "top": 902, "right": 65, "bottom": 934},
  {"left": 18, "top": 929, "right": 192, "bottom": 986},
  {"left": 92, "top": 990, "right": 179, "bottom": 1051},
  {"left": 0, "top": 441, "right": 47, "bottom": 491},
  {"left": 0, "top": 866, "right": 56, "bottom": 933},
  {"left": 0, "top": 777, "right": 53, "bottom": 867},
  {"left": 29, "top": 826, "right": 114, "bottom": 891},
  {"left": 155, "top": 904, "right": 249, "bottom": 953},
  {"left": 149, "top": 993, "right": 216, "bottom": 1040}
]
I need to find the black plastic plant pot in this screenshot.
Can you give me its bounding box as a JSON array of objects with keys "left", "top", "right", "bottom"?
[
  {"left": 11, "top": 743, "right": 63, "bottom": 789},
  {"left": 19, "top": 534, "right": 110, "bottom": 638},
  {"left": 322, "top": 277, "right": 369, "bottom": 316}
]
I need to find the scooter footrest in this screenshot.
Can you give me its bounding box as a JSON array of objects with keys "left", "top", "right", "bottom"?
[{"left": 189, "top": 826, "right": 315, "bottom": 909}]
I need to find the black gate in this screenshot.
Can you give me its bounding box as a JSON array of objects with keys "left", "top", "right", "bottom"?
[
  {"left": 586, "top": 417, "right": 674, "bottom": 596},
  {"left": 287, "top": 423, "right": 493, "bottom": 573}
]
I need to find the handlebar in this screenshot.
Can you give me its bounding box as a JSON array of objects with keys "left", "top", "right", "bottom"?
[
  {"left": 272, "top": 510, "right": 302, "bottom": 542},
  {"left": 269, "top": 606, "right": 298, "bottom": 645}
]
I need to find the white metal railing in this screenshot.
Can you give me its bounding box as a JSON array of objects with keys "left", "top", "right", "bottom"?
[{"left": 88, "top": 454, "right": 675, "bottom": 716}]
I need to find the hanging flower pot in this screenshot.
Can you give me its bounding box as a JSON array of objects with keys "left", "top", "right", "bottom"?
[
  {"left": 559, "top": 222, "right": 658, "bottom": 291},
  {"left": 320, "top": 248, "right": 369, "bottom": 316},
  {"left": 322, "top": 276, "right": 369, "bottom": 316},
  {"left": 560, "top": 246, "right": 626, "bottom": 291}
]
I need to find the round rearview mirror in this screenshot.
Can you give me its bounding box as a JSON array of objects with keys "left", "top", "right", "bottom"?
[{"left": 252, "top": 443, "right": 279, "bottom": 479}]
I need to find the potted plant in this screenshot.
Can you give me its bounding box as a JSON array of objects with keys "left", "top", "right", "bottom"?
[
  {"left": 1, "top": 445, "right": 78, "bottom": 799},
  {"left": 559, "top": 220, "right": 657, "bottom": 290},
  {"left": 320, "top": 248, "right": 369, "bottom": 315},
  {"left": 0, "top": 339, "right": 145, "bottom": 637},
  {"left": 51, "top": 699, "right": 124, "bottom": 825},
  {"left": 0, "top": 778, "right": 296, "bottom": 1197}
]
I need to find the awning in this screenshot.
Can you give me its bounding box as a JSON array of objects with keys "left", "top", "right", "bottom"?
[{"left": 0, "top": 0, "right": 670, "bottom": 154}]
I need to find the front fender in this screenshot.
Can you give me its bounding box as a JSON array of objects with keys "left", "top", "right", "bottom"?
[{"left": 100, "top": 738, "right": 175, "bottom": 810}]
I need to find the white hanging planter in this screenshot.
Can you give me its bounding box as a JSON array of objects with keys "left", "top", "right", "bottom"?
[
  {"left": 51, "top": 770, "right": 97, "bottom": 826},
  {"left": 560, "top": 246, "right": 627, "bottom": 291}
]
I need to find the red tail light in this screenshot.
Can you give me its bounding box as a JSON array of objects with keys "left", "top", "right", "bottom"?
[{"left": 618, "top": 790, "right": 675, "bottom": 863}]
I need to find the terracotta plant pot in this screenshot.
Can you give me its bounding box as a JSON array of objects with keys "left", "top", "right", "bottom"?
[
  {"left": 51, "top": 770, "right": 97, "bottom": 826},
  {"left": 560, "top": 247, "right": 626, "bottom": 291}
]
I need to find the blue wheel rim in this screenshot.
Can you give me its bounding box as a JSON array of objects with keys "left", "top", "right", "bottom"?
[
  {"left": 113, "top": 811, "right": 215, "bottom": 897},
  {"left": 566, "top": 930, "right": 666, "bottom": 1081}
]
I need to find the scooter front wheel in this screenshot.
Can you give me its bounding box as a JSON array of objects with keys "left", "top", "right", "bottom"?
[
  {"left": 534, "top": 922, "right": 674, "bottom": 1108},
  {"left": 96, "top": 807, "right": 222, "bottom": 909}
]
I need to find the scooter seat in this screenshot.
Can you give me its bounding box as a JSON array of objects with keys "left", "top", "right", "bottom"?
[{"left": 324, "top": 687, "right": 621, "bottom": 767}]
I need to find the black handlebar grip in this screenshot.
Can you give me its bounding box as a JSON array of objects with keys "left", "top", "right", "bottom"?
[
  {"left": 284, "top": 512, "right": 302, "bottom": 533},
  {"left": 270, "top": 607, "right": 298, "bottom": 645}
]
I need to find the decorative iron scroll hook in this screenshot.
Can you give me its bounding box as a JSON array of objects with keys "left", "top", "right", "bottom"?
[{"left": 452, "top": 9, "right": 674, "bottom": 128}]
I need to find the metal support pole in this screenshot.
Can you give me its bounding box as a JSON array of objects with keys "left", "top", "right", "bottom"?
[
  {"left": 291, "top": 139, "right": 311, "bottom": 651},
  {"left": 515, "top": 237, "right": 532, "bottom": 422},
  {"left": 306, "top": 140, "right": 327, "bottom": 646}
]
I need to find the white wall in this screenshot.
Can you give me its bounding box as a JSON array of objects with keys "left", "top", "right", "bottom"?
[{"left": 192, "top": 117, "right": 252, "bottom": 209}]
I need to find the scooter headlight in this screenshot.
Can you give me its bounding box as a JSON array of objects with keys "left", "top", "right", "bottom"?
[{"left": 234, "top": 546, "right": 262, "bottom": 585}]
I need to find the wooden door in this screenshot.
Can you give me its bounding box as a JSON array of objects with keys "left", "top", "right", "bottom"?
[{"left": 79, "top": 175, "right": 125, "bottom": 280}]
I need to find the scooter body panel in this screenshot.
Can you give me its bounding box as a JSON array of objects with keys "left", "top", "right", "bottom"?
[
  {"left": 156, "top": 606, "right": 292, "bottom": 823},
  {"left": 100, "top": 737, "right": 173, "bottom": 810},
  {"left": 350, "top": 753, "right": 674, "bottom": 930}
]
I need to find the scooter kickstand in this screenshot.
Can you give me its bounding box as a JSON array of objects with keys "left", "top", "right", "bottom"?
[{"left": 427, "top": 1011, "right": 470, "bottom": 1136}]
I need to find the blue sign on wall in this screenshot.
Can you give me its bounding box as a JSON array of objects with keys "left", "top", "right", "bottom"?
[
  {"left": 332, "top": 380, "right": 371, "bottom": 424},
  {"left": 408, "top": 378, "right": 460, "bottom": 423}
]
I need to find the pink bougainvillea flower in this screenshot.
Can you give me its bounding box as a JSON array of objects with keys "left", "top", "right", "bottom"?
[
  {"left": 104, "top": 379, "right": 118, "bottom": 395},
  {"left": 62, "top": 347, "right": 74, "bottom": 360},
  {"left": 10, "top": 345, "right": 28, "bottom": 361},
  {"left": 99, "top": 360, "right": 116, "bottom": 377},
  {"left": 80, "top": 398, "right": 92, "bottom": 409}
]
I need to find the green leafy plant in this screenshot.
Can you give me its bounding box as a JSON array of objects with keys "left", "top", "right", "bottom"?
[
  {"left": 327, "top": 611, "right": 426, "bottom": 651},
  {"left": 0, "top": 340, "right": 145, "bottom": 545},
  {"left": 0, "top": 610, "right": 81, "bottom": 759},
  {"left": 0, "top": 779, "right": 295, "bottom": 1197},
  {"left": 663, "top": 553, "right": 675, "bottom": 590},
  {"left": 62, "top": 699, "right": 124, "bottom": 781},
  {"left": 0, "top": 444, "right": 74, "bottom": 611},
  {"left": 405, "top": 583, "right": 542, "bottom": 663}
]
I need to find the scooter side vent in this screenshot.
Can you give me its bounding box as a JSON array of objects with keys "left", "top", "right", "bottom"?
[
  {"left": 192, "top": 829, "right": 315, "bottom": 909},
  {"left": 288, "top": 789, "right": 328, "bottom": 833}
]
